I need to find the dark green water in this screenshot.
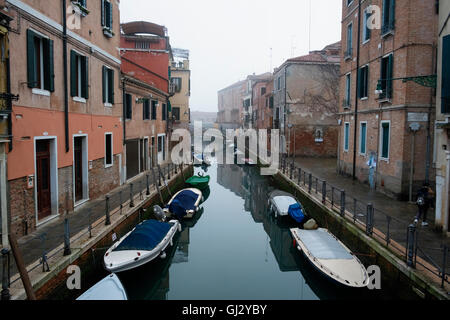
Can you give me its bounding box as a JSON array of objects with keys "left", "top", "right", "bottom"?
[{"left": 105, "top": 162, "right": 396, "bottom": 300}]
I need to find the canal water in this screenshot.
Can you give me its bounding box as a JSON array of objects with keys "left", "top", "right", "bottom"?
[{"left": 76, "top": 160, "right": 400, "bottom": 300}]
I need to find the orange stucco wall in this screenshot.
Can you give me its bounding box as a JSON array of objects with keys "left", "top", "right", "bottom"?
[{"left": 8, "top": 105, "right": 123, "bottom": 180}]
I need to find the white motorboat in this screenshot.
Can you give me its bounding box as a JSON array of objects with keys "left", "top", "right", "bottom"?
[
  {"left": 268, "top": 190, "right": 298, "bottom": 218},
  {"left": 163, "top": 188, "right": 203, "bottom": 219},
  {"left": 77, "top": 273, "right": 127, "bottom": 300},
  {"left": 290, "top": 228, "right": 369, "bottom": 288},
  {"left": 104, "top": 219, "right": 181, "bottom": 273}
]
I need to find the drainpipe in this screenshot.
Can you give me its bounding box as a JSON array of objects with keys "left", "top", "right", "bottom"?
[
  {"left": 409, "top": 130, "right": 416, "bottom": 202},
  {"left": 425, "top": 44, "right": 436, "bottom": 184},
  {"left": 122, "top": 78, "right": 126, "bottom": 145},
  {"left": 62, "top": 0, "right": 69, "bottom": 153},
  {"left": 352, "top": 0, "right": 362, "bottom": 180}
]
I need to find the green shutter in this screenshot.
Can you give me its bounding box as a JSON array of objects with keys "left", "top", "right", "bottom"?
[
  {"left": 357, "top": 68, "right": 362, "bottom": 99},
  {"left": 101, "top": 0, "right": 105, "bottom": 26},
  {"left": 81, "top": 56, "right": 89, "bottom": 99},
  {"left": 26, "top": 29, "right": 37, "bottom": 88},
  {"left": 109, "top": 2, "right": 113, "bottom": 28},
  {"left": 360, "top": 123, "right": 367, "bottom": 154},
  {"left": 102, "top": 66, "right": 106, "bottom": 103},
  {"left": 387, "top": 54, "right": 393, "bottom": 99},
  {"left": 442, "top": 35, "right": 450, "bottom": 113},
  {"left": 70, "top": 50, "right": 77, "bottom": 97},
  {"left": 108, "top": 68, "right": 114, "bottom": 104},
  {"left": 390, "top": 0, "right": 395, "bottom": 30},
  {"left": 382, "top": 123, "right": 390, "bottom": 158},
  {"left": 44, "top": 38, "right": 54, "bottom": 92},
  {"left": 345, "top": 124, "right": 349, "bottom": 151}
]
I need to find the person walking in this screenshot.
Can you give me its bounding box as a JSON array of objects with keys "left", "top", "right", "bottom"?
[{"left": 414, "top": 183, "right": 435, "bottom": 227}]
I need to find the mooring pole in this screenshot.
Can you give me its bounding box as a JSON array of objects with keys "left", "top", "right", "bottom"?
[{"left": 8, "top": 234, "right": 36, "bottom": 300}]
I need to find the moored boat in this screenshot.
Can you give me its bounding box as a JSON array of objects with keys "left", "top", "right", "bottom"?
[
  {"left": 185, "top": 173, "right": 210, "bottom": 190},
  {"left": 193, "top": 153, "right": 211, "bottom": 166},
  {"left": 290, "top": 228, "right": 369, "bottom": 288},
  {"left": 268, "top": 190, "right": 306, "bottom": 223},
  {"left": 164, "top": 188, "right": 203, "bottom": 219},
  {"left": 77, "top": 273, "right": 127, "bottom": 300},
  {"left": 104, "top": 219, "right": 181, "bottom": 273}
]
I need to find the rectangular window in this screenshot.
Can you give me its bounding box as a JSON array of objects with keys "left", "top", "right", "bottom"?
[
  {"left": 347, "top": 0, "right": 353, "bottom": 6},
  {"left": 380, "top": 54, "right": 393, "bottom": 99},
  {"left": 442, "top": 35, "right": 450, "bottom": 114},
  {"left": 125, "top": 93, "right": 132, "bottom": 120},
  {"left": 70, "top": 50, "right": 89, "bottom": 99},
  {"left": 363, "top": 9, "right": 371, "bottom": 42},
  {"left": 102, "top": 66, "right": 114, "bottom": 105},
  {"left": 380, "top": 121, "right": 390, "bottom": 159},
  {"left": 382, "top": 0, "right": 395, "bottom": 35},
  {"left": 171, "top": 77, "right": 182, "bottom": 92},
  {"left": 172, "top": 107, "right": 180, "bottom": 121},
  {"left": 261, "top": 87, "right": 266, "bottom": 96},
  {"left": 344, "top": 123, "right": 350, "bottom": 152},
  {"left": 143, "top": 99, "right": 150, "bottom": 120},
  {"left": 346, "top": 23, "right": 353, "bottom": 57},
  {"left": 157, "top": 136, "right": 162, "bottom": 152},
  {"left": 105, "top": 133, "right": 113, "bottom": 167},
  {"left": 27, "top": 29, "right": 54, "bottom": 92},
  {"left": 151, "top": 100, "right": 157, "bottom": 120},
  {"left": 344, "top": 73, "right": 351, "bottom": 107},
  {"left": 358, "top": 65, "right": 369, "bottom": 99},
  {"left": 277, "top": 77, "right": 281, "bottom": 91},
  {"left": 360, "top": 122, "right": 367, "bottom": 155},
  {"left": 101, "top": 0, "right": 113, "bottom": 30}
]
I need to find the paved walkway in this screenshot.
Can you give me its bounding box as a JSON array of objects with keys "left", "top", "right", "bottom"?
[
  {"left": 290, "top": 157, "right": 449, "bottom": 283},
  {"left": 2, "top": 163, "right": 182, "bottom": 285}
]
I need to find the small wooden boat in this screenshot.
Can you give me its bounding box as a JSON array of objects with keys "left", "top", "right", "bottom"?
[
  {"left": 164, "top": 188, "right": 203, "bottom": 219},
  {"left": 104, "top": 219, "right": 181, "bottom": 273},
  {"left": 290, "top": 228, "right": 369, "bottom": 288},
  {"left": 185, "top": 173, "right": 210, "bottom": 190},
  {"left": 77, "top": 273, "right": 127, "bottom": 300},
  {"left": 268, "top": 190, "right": 306, "bottom": 223}
]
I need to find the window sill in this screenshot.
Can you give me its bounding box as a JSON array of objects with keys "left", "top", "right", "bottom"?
[
  {"left": 379, "top": 157, "right": 390, "bottom": 163},
  {"left": 377, "top": 97, "right": 392, "bottom": 104},
  {"left": 103, "top": 28, "right": 114, "bottom": 38},
  {"left": 344, "top": 55, "right": 353, "bottom": 61},
  {"left": 105, "top": 163, "right": 113, "bottom": 169},
  {"left": 381, "top": 29, "right": 395, "bottom": 39},
  {"left": 73, "top": 96, "right": 87, "bottom": 104},
  {"left": 362, "top": 39, "right": 370, "bottom": 45},
  {"left": 104, "top": 103, "right": 113, "bottom": 107},
  {"left": 32, "top": 88, "right": 50, "bottom": 97},
  {"left": 360, "top": 97, "right": 368, "bottom": 101}
]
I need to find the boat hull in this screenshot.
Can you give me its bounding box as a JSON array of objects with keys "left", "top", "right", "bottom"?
[
  {"left": 290, "top": 228, "right": 369, "bottom": 288},
  {"left": 164, "top": 188, "right": 202, "bottom": 219},
  {"left": 104, "top": 220, "right": 181, "bottom": 273},
  {"left": 77, "top": 273, "right": 127, "bottom": 300}
]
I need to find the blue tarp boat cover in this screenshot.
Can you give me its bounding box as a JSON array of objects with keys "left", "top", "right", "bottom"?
[
  {"left": 167, "top": 190, "right": 199, "bottom": 218},
  {"left": 288, "top": 203, "right": 306, "bottom": 223},
  {"left": 113, "top": 220, "right": 172, "bottom": 252}
]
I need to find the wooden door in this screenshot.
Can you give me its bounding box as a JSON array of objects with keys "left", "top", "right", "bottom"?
[
  {"left": 74, "top": 137, "right": 83, "bottom": 202},
  {"left": 36, "top": 140, "right": 51, "bottom": 220}
]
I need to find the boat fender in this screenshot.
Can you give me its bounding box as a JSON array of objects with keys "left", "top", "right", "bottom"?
[
  {"left": 297, "top": 246, "right": 302, "bottom": 252},
  {"left": 160, "top": 251, "right": 167, "bottom": 259}
]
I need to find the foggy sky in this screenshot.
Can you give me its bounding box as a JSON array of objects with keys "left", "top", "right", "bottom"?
[{"left": 120, "top": 0, "right": 342, "bottom": 113}]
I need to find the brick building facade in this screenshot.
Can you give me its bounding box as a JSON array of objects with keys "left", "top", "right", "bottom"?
[{"left": 338, "top": 0, "right": 437, "bottom": 200}]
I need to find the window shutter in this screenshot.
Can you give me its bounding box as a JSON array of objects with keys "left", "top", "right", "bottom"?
[
  {"left": 382, "top": 123, "right": 390, "bottom": 158},
  {"left": 442, "top": 35, "right": 450, "bottom": 113},
  {"left": 70, "top": 50, "right": 77, "bottom": 97},
  {"left": 387, "top": 54, "right": 393, "bottom": 99},
  {"left": 108, "top": 68, "right": 114, "bottom": 104},
  {"left": 357, "top": 68, "right": 362, "bottom": 99},
  {"left": 44, "top": 38, "right": 54, "bottom": 92},
  {"left": 26, "top": 29, "right": 36, "bottom": 88},
  {"left": 109, "top": 2, "right": 113, "bottom": 29},
  {"left": 389, "top": 0, "right": 395, "bottom": 30},
  {"left": 102, "top": 66, "right": 106, "bottom": 103},
  {"left": 366, "top": 12, "right": 371, "bottom": 39},
  {"left": 81, "top": 56, "right": 89, "bottom": 99},
  {"left": 101, "top": 0, "right": 105, "bottom": 26}
]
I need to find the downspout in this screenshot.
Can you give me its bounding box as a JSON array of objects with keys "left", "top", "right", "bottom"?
[
  {"left": 62, "top": 0, "right": 69, "bottom": 153},
  {"left": 425, "top": 44, "right": 436, "bottom": 184},
  {"left": 122, "top": 77, "right": 126, "bottom": 145},
  {"left": 352, "top": 0, "right": 362, "bottom": 180}
]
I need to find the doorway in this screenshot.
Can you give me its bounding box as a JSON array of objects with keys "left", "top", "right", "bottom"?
[
  {"left": 36, "top": 140, "right": 51, "bottom": 220},
  {"left": 73, "top": 135, "right": 88, "bottom": 205},
  {"left": 157, "top": 134, "right": 165, "bottom": 164}
]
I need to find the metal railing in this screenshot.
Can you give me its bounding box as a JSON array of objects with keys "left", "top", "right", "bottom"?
[
  {"left": 280, "top": 154, "right": 449, "bottom": 289},
  {"left": 0, "top": 162, "right": 186, "bottom": 298}
]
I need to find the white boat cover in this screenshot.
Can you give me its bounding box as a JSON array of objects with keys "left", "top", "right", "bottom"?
[
  {"left": 271, "top": 195, "right": 297, "bottom": 215},
  {"left": 294, "top": 229, "right": 353, "bottom": 260},
  {"left": 77, "top": 273, "right": 127, "bottom": 300}
]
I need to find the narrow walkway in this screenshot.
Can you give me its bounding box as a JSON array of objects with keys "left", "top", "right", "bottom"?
[{"left": 2, "top": 163, "right": 181, "bottom": 284}]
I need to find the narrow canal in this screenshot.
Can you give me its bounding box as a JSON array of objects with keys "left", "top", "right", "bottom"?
[{"left": 73, "top": 160, "right": 400, "bottom": 300}]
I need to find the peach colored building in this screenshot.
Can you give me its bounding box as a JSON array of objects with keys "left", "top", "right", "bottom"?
[
  {"left": 338, "top": 0, "right": 437, "bottom": 200},
  {"left": 170, "top": 48, "right": 191, "bottom": 131},
  {"left": 120, "top": 21, "right": 171, "bottom": 182},
  {"left": 6, "top": 0, "right": 123, "bottom": 239}
]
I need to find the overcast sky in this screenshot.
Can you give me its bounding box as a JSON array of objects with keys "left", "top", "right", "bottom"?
[{"left": 120, "top": 0, "right": 342, "bottom": 113}]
